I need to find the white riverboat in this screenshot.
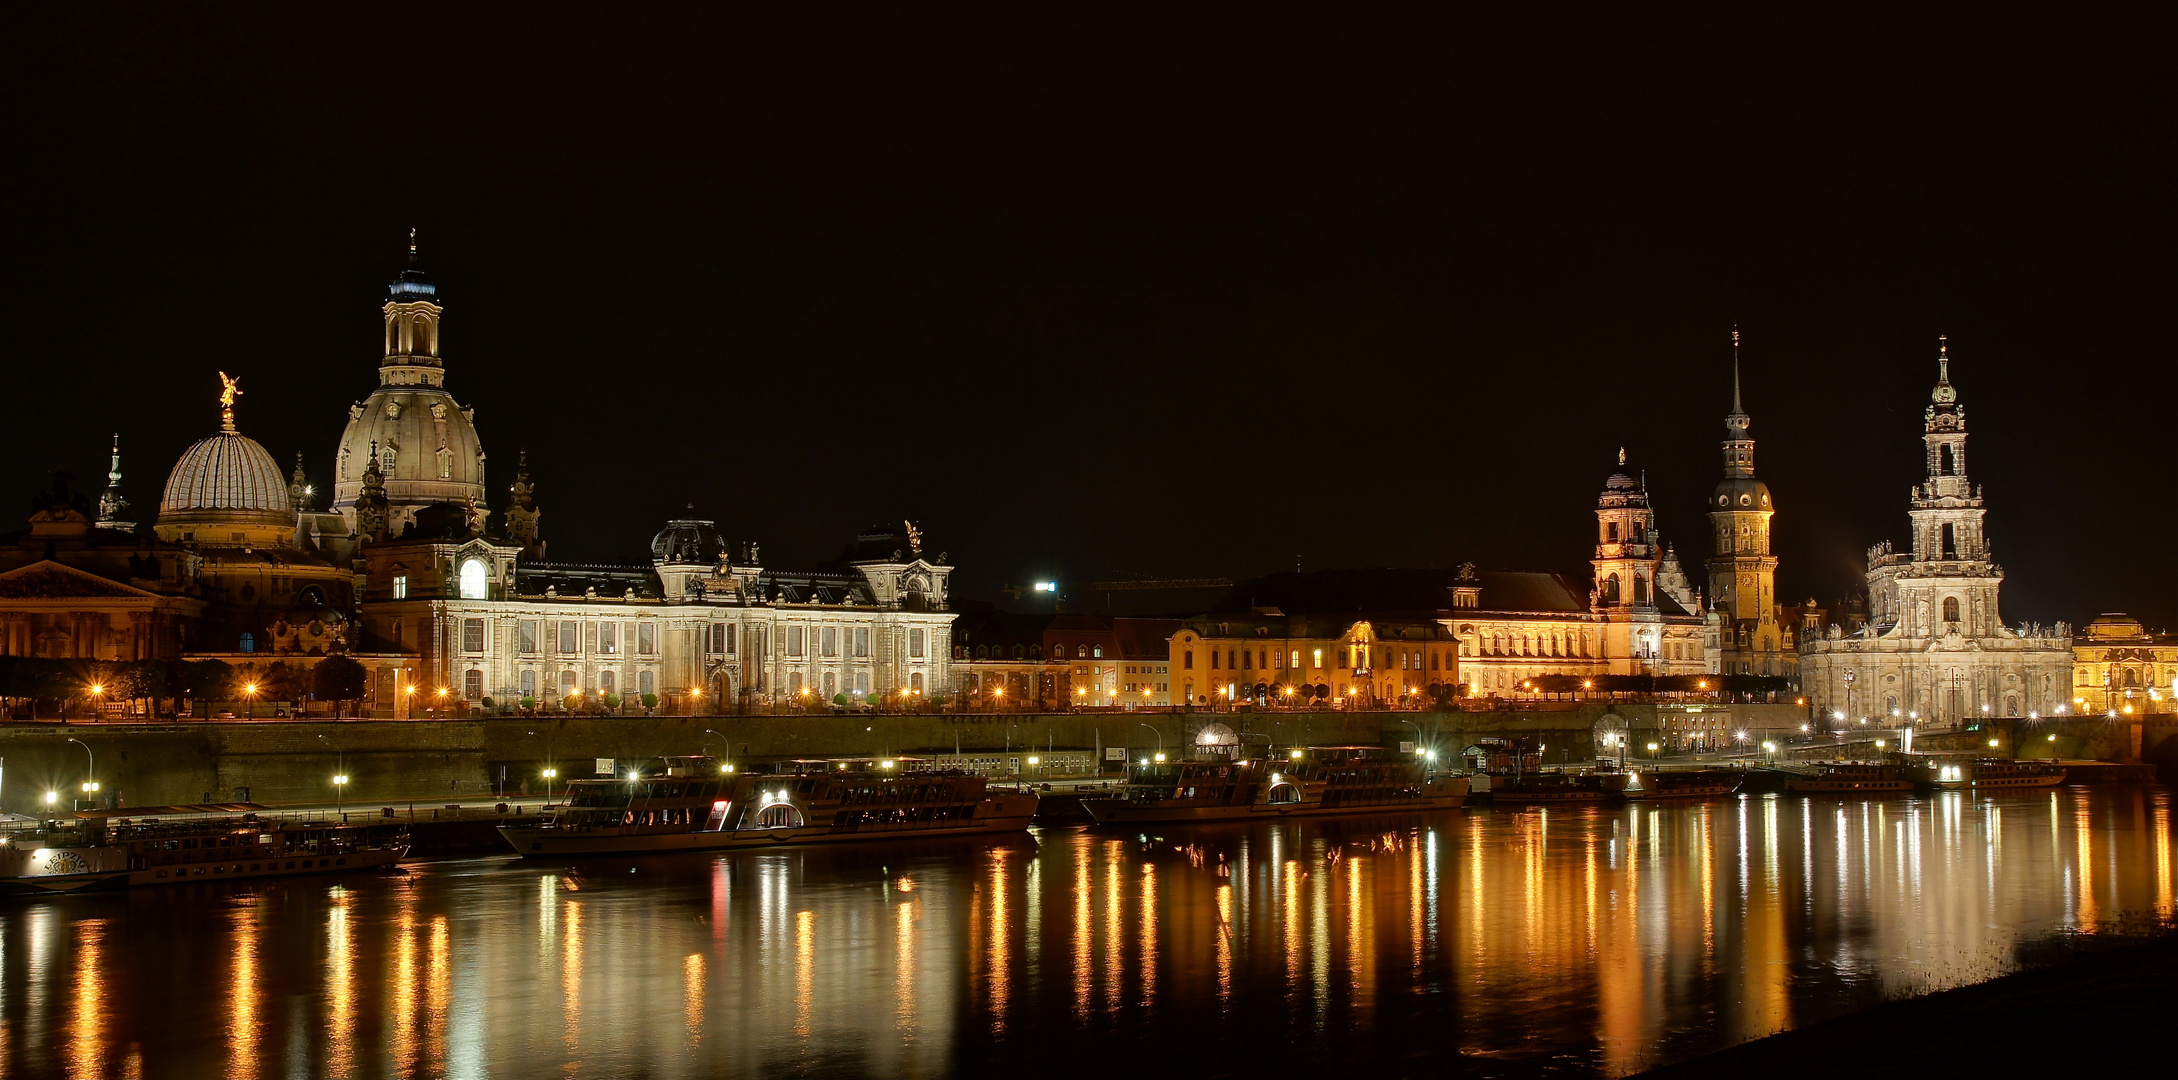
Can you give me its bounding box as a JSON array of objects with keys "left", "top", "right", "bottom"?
[{"left": 1081, "top": 748, "right": 1469, "bottom": 825}]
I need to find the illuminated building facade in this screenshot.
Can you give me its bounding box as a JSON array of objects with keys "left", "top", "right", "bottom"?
[
  {"left": 949, "top": 613, "right": 1179, "bottom": 706},
  {"left": 1799, "top": 342, "right": 2072, "bottom": 723},
  {"left": 2071, "top": 614, "right": 2176, "bottom": 716},
  {"left": 1705, "top": 340, "right": 1793, "bottom": 676},
  {"left": 1168, "top": 614, "right": 1456, "bottom": 707}
]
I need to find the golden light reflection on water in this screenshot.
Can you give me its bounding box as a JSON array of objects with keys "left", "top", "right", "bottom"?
[
  {"left": 684, "top": 952, "right": 705, "bottom": 1047},
  {"left": 66, "top": 918, "right": 105, "bottom": 1080},
  {"left": 324, "top": 890, "right": 354, "bottom": 1079},
  {"left": 4, "top": 789, "right": 2174, "bottom": 1080},
  {"left": 226, "top": 905, "right": 257, "bottom": 1080}
]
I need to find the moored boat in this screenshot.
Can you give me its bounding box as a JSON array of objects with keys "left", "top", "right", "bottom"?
[
  {"left": 1900, "top": 756, "right": 2066, "bottom": 792},
  {"left": 1781, "top": 761, "right": 1914, "bottom": 795},
  {"left": 1625, "top": 768, "right": 1743, "bottom": 799},
  {"left": 1484, "top": 769, "right": 1632, "bottom": 803},
  {"left": 1081, "top": 747, "right": 1468, "bottom": 824},
  {"left": 0, "top": 812, "right": 409, "bottom": 897},
  {"left": 500, "top": 757, "right": 1037, "bottom": 856}
]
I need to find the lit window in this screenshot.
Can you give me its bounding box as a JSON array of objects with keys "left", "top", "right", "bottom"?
[
  {"left": 392, "top": 574, "right": 408, "bottom": 600},
  {"left": 458, "top": 559, "right": 487, "bottom": 600}
]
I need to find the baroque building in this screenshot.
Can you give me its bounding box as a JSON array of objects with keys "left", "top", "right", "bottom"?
[
  {"left": 1799, "top": 341, "right": 2072, "bottom": 724},
  {"left": 1706, "top": 336, "right": 1792, "bottom": 676},
  {"left": 2071, "top": 614, "right": 2176, "bottom": 716}
]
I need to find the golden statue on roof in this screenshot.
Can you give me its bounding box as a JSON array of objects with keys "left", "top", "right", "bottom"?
[{"left": 217, "top": 371, "right": 243, "bottom": 430}]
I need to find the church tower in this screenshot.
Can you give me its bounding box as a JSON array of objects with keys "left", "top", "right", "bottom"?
[
  {"left": 94, "top": 434, "right": 132, "bottom": 532},
  {"left": 330, "top": 231, "right": 489, "bottom": 537},
  {"left": 1592, "top": 450, "right": 1667, "bottom": 672},
  {"left": 1706, "top": 330, "right": 1784, "bottom": 674}
]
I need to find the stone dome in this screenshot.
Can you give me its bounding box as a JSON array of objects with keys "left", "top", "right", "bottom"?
[
  {"left": 331, "top": 387, "right": 487, "bottom": 529},
  {"left": 652, "top": 518, "right": 725, "bottom": 564},
  {"left": 1712, "top": 476, "right": 1773, "bottom": 511},
  {"left": 156, "top": 429, "right": 296, "bottom": 542}
]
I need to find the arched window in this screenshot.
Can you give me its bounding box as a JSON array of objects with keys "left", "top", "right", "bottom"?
[
  {"left": 1606, "top": 521, "right": 1620, "bottom": 543},
  {"left": 1093, "top": 645, "right": 1104, "bottom": 659},
  {"left": 910, "top": 672, "right": 924, "bottom": 692},
  {"left": 1942, "top": 597, "right": 1960, "bottom": 623},
  {"left": 1940, "top": 523, "right": 1957, "bottom": 559},
  {"left": 412, "top": 315, "right": 432, "bottom": 355},
  {"left": 1604, "top": 575, "right": 1621, "bottom": 604},
  {"left": 239, "top": 632, "right": 255, "bottom": 653},
  {"left": 1634, "top": 574, "right": 1649, "bottom": 605},
  {"left": 459, "top": 558, "right": 488, "bottom": 599}
]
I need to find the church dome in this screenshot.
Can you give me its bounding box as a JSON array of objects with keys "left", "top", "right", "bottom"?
[
  {"left": 651, "top": 518, "right": 724, "bottom": 564},
  {"left": 1712, "top": 476, "right": 1773, "bottom": 511},
  {"left": 331, "top": 391, "right": 487, "bottom": 524},
  {"left": 155, "top": 424, "right": 298, "bottom": 546}
]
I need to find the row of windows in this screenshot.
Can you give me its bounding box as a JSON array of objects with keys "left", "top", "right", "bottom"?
[
  {"left": 1182, "top": 647, "right": 1452, "bottom": 672},
  {"left": 488, "top": 619, "right": 662, "bottom": 657},
  {"left": 486, "top": 668, "right": 660, "bottom": 701}
]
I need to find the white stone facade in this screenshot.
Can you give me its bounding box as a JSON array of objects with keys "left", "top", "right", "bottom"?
[{"left": 1800, "top": 342, "right": 2072, "bottom": 724}]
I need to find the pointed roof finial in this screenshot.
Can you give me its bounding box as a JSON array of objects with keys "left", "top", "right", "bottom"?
[
  {"left": 408, "top": 226, "right": 419, "bottom": 259},
  {"left": 1731, "top": 324, "right": 1744, "bottom": 415},
  {"left": 1938, "top": 334, "right": 1949, "bottom": 381}
]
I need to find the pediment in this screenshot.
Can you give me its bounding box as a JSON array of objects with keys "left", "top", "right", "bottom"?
[{"left": 0, "top": 560, "right": 160, "bottom": 600}]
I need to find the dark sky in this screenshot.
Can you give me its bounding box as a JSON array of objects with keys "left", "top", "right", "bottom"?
[{"left": 10, "top": 5, "right": 2173, "bottom": 630}]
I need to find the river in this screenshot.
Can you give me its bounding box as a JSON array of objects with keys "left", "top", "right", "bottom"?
[{"left": 3, "top": 785, "right": 2173, "bottom": 1079}]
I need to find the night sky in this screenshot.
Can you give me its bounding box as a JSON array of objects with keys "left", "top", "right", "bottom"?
[{"left": 10, "top": 5, "right": 2172, "bottom": 629}]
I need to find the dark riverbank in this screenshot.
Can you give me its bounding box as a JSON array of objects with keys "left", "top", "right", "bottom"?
[{"left": 1635, "top": 933, "right": 2178, "bottom": 1078}]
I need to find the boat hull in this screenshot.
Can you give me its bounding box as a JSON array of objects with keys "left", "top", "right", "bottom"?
[
  {"left": 501, "top": 813, "right": 1036, "bottom": 856},
  {"left": 1083, "top": 789, "right": 1468, "bottom": 825},
  {"left": 1785, "top": 779, "right": 1914, "bottom": 795}
]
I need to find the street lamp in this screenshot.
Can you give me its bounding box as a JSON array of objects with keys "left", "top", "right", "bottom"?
[
  {"left": 541, "top": 767, "right": 558, "bottom": 804},
  {"left": 332, "top": 773, "right": 349, "bottom": 813},
  {"left": 241, "top": 681, "right": 259, "bottom": 719},
  {"left": 66, "top": 738, "right": 94, "bottom": 803},
  {"left": 1138, "top": 723, "right": 1163, "bottom": 758}
]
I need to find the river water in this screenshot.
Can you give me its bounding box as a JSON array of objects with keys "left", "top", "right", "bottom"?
[{"left": 3, "top": 786, "right": 2173, "bottom": 1079}]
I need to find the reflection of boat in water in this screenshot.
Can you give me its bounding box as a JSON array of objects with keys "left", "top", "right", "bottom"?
[
  {"left": 501, "top": 757, "right": 1037, "bottom": 856},
  {"left": 0, "top": 812, "right": 408, "bottom": 897},
  {"left": 1625, "top": 768, "right": 1743, "bottom": 799},
  {"left": 1899, "top": 756, "right": 2067, "bottom": 792},
  {"left": 1778, "top": 761, "right": 1914, "bottom": 795},
  {"left": 1082, "top": 747, "right": 1467, "bottom": 824},
  {"left": 1465, "top": 737, "right": 1630, "bottom": 803}
]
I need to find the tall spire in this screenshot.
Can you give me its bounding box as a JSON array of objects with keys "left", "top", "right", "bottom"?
[
  {"left": 1731, "top": 325, "right": 1745, "bottom": 415},
  {"left": 408, "top": 226, "right": 419, "bottom": 263},
  {"left": 1930, "top": 335, "right": 1958, "bottom": 407},
  {"left": 95, "top": 433, "right": 132, "bottom": 531}
]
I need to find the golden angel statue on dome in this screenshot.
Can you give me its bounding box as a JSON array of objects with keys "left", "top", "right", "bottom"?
[{"left": 217, "top": 371, "right": 243, "bottom": 408}]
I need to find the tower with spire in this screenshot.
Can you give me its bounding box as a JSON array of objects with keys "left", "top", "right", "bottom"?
[
  {"left": 94, "top": 434, "right": 133, "bottom": 532},
  {"left": 330, "top": 230, "right": 490, "bottom": 538},
  {"left": 1705, "top": 328, "right": 1787, "bottom": 676},
  {"left": 1798, "top": 337, "right": 2073, "bottom": 728}
]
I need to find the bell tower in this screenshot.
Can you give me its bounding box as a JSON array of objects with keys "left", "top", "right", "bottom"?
[
  {"left": 1706, "top": 329, "right": 1783, "bottom": 674},
  {"left": 380, "top": 228, "right": 445, "bottom": 389}
]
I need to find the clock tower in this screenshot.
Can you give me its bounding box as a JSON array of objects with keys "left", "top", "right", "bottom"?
[{"left": 1705, "top": 330, "right": 1787, "bottom": 676}]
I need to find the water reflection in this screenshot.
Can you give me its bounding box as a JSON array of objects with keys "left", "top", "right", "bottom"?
[{"left": 0, "top": 788, "right": 2172, "bottom": 1079}]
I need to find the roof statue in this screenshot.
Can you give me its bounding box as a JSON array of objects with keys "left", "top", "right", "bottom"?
[{"left": 218, "top": 371, "right": 242, "bottom": 431}]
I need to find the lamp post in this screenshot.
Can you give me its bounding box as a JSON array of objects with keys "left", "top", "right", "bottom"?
[
  {"left": 87, "top": 682, "right": 105, "bottom": 723},
  {"left": 241, "top": 681, "right": 259, "bottom": 720},
  {"left": 1400, "top": 718, "right": 1424, "bottom": 760},
  {"left": 333, "top": 772, "right": 349, "bottom": 814},
  {"left": 541, "top": 767, "right": 558, "bottom": 804},
  {"left": 1138, "top": 723, "right": 1163, "bottom": 759},
  {"left": 318, "top": 734, "right": 345, "bottom": 811},
  {"left": 65, "top": 737, "right": 94, "bottom": 806}
]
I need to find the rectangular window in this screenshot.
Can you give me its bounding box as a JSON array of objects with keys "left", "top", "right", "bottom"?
[
  {"left": 520, "top": 670, "right": 537, "bottom": 698},
  {"left": 519, "top": 620, "right": 538, "bottom": 654},
  {"left": 391, "top": 574, "right": 408, "bottom": 600},
  {"left": 462, "top": 618, "right": 485, "bottom": 654},
  {"left": 599, "top": 622, "right": 618, "bottom": 654},
  {"left": 391, "top": 618, "right": 403, "bottom": 646},
  {"left": 1184, "top": 652, "right": 1194, "bottom": 670},
  {"left": 855, "top": 627, "right": 870, "bottom": 657},
  {"left": 558, "top": 621, "right": 578, "bottom": 654},
  {"left": 727, "top": 623, "right": 738, "bottom": 655},
  {"left": 709, "top": 623, "right": 724, "bottom": 654},
  {"left": 464, "top": 669, "right": 483, "bottom": 700},
  {"left": 909, "top": 628, "right": 926, "bottom": 658},
  {"left": 638, "top": 622, "right": 656, "bottom": 655},
  {"left": 822, "top": 626, "right": 838, "bottom": 657},
  {"left": 789, "top": 626, "right": 805, "bottom": 657}
]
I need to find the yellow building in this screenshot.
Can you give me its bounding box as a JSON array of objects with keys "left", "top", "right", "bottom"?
[
  {"left": 1169, "top": 614, "right": 1457, "bottom": 708},
  {"left": 2071, "top": 613, "right": 2176, "bottom": 716}
]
